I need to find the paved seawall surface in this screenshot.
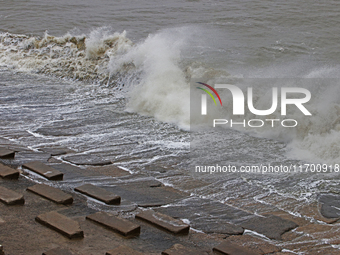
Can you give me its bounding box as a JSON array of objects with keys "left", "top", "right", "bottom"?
[{"left": 1, "top": 138, "right": 340, "bottom": 254}]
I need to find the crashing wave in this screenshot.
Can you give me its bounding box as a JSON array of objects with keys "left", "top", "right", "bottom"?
[
  {"left": 1, "top": 28, "right": 340, "bottom": 163},
  {"left": 0, "top": 28, "right": 133, "bottom": 84}
]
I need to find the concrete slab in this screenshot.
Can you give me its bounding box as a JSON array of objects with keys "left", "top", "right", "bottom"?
[
  {"left": 48, "top": 163, "right": 91, "bottom": 179},
  {"left": 298, "top": 201, "right": 339, "bottom": 224},
  {"left": 0, "top": 175, "right": 218, "bottom": 255},
  {"left": 106, "top": 246, "right": 144, "bottom": 255},
  {"left": 36, "top": 211, "right": 84, "bottom": 239},
  {"left": 0, "top": 186, "right": 24, "bottom": 205},
  {"left": 75, "top": 184, "right": 120, "bottom": 205},
  {"left": 213, "top": 240, "right": 261, "bottom": 255},
  {"left": 136, "top": 210, "right": 189, "bottom": 235},
  {"left": 86, "top": 165, "right": 130, "bottom": 177},
  {"left": 155, "top": 197, "right": 251, "bottom": 235},
  {"left": 239, "top": 215, "right": 298, "bottom": 240},
  {"left": 63, "top": 154, "right": 112, "bottom": 166},
  {"left": 23, "top": 161, "right": 63, "bottom": 180},
  {"left": 27, "top": 184, "right": 73, "bottom": 205},
  {"left": 86, "top": 211, "right": 140, "bottom": 237},
  {"left": 14, "top": 152, "right": 51, "bottom": 164},
  {"left": 42, "top": 247, "right": 76, "bottom": 255},
  {"left": 0, "top": 148, "right": 15, "bottom": 159},
  {"left": 48, "top": 158, "right": 63, "bottom": 163},
  {"left": 3, "top": 144, "right": 30, "bottom": 152},
  {"left": 319, "top": 194, "right": 340, "bottom": 218},
  {"left": 39, "top": 147, "right": 75, "bottom": 156},
  {"left": 0, "top": 163, "right": 19, "bottom": 179},
  {"left": 191, "top": 219, "right": 244, "bottom": 235},
  {"left": 159, "top": 176, "right": 210, "bottom": 191},
  {"left": 35, "top": 127, "right": 82, "bottom": 137},
  {"left": 162, "top": 244, "right": 205, "bottom": 255},
  {"left": 117, "top": 175, "right": 162, "bottom": 187},
  {"left": 226, "top": 235, "right": 281, "bottom": 254},
  {"left": 107, "top": 183, "right": 186, "bottom": 207}
]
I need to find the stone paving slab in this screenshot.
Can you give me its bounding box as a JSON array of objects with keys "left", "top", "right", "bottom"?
[
  {"left": 0, "top": 163, "right": 19, "bottom": 179},
  {"left": 318, "top": 194, "right": 340, "bottom": 218},
  {"left": 226, "top": 235, "right": 281, "bottom": 254},
  {"left": 14, "top": 152, "right": 51, "bottom": 164},
  {"left": 23, "top": 161, "right": 63, "bottom": 180},
  {"left": 49, "top": 163, "right": 95, "bottom": 179},
  {"left": 192, "top": 219, "right": 244, "bottom": 235},
  {"left": 35, "top": 127, "right": 82, "bottom": 137},
  {"left": 239, "top": 215, "right": 298, "bottom": 240},
  {"left": 213, "top": 240, "right": 261, "bottom": 255},
  {"left": 86, "top": 211, "right": 140, "bottom": 237},
  {"left": 0, "top": 148, "right": 15, "bottom": 159},
  {"left": 0, "top": 170, "right": 219, "bottom": 255},
  {"left": 42, "top": 247, "right": 77, "bottom": 255},
  {"left": 292, "top": 223, "right": 337, "bottom": 244},
  {"left": 116, "top": 175, "right": 163, "bottom": 187},
  {"left": 48, "top": 158, "right": 63, "bottom": 163},
  {"left": 87, "top": 165, "right": 131, "bottom": 177},
  {"left": 0, "top": 186, "right": 24, "bottom": 205},
  {"left": 1, "top": 144, "right": 30, "bottom": 152},
  {"left": 36, "top": 211, "right": 84, "bottom": 239},
  {"left": 263, "top": 211, "right": 309, "bottom": 231},
  {"left": 155, "top": 197, "right": 251, "bottom": 235},
  {"left": 162, "top": 243, "right": 205, "bottom": 255},
  {"left": 63, "top": 154, "right": 112, "bottom": 166},
  {"left": 75, "top": 184, "right": 120, "bottom": 205},
  {"left": 298, "top": 201, "right": 339, "bottom": 224},
  {"left": 27, "top": 184, "right": 73, "bottom": 205},
  {"left": 136, "top": 210, "right": 190, "bottom": 235},
  {"left": 108, "top": 183, "right": 186, "bottom": 207},
  {"left": 159, "top": 176, "right": 211, "bottom": 191},
  {"left": 39, "top": 147, "right": 75, "bottom": 156},
  {"left": 106, "top": 246, "right": 144, "bottom": 255}
]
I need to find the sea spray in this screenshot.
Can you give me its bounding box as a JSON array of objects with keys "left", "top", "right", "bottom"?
[
  {"left": 2, "top": 28, "right": 340, "bottom": 163},
  {"left": 108, "top": 28, "right": 193, "bottom": 129},
  {"left": 0, "top": 28, "right": 132, "bottom": 82}
]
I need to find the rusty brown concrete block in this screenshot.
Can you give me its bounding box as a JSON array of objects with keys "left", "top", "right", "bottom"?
[
  {"left": 0, "top": 186, "right": 24, "bottom": 205},
  {"left": 36, "top": 211, "right": 84, "bottom": 239},
  {"left": 136, "top": 210, "right": 189, "bottom": 235},
  {"left": 75, "top": 184, "right": 120, "bottom": 205},
  {"left": 27, "top": 184, "right": 73, "bottom": 205},
  {"left": 23, "top": 161, "right": 63, "bottom": 180},
  {"left": 0, "top": 148, "right": 15, "bottom": 159},
  {"left": 162, "top": 244, "right": 206, "bottom": 255},
  {"left": 213, "top": 240, "right": 261, "bottom": 255},
  {"left": 0, "top": 163, "right": 19, "bottom": 179},
  {"left": 86, "top": 212, "right": 140, "bottom": 237}
]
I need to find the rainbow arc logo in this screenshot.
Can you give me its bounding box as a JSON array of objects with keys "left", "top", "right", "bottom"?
[
  {"left": 197, "top": 82, "right": 222, "bottom": 115},
  {"left": 196, "top": 82, "right": 222, "bottom": 106}
]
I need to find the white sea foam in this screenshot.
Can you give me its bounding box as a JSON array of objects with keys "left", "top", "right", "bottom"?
[
  {"left": 1, "top": 28, "right": 340, "bottom": 164},
  {"left": 108, "top": 28, "right": 194, "bottom": 129},
  {"left": 239, "top": 77, "right": 340, "bottom": 164},
  {"left": 0, "top": 28, "right": 132, "bottom": 81},
  {"left": 189, "top": 74, "right": 340, "bottom": 164}
]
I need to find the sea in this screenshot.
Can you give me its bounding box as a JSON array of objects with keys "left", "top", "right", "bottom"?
[{"left": 1, "top": 0, "right": 340, "bottom": 250}]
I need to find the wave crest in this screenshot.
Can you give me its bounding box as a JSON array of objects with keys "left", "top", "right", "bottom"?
[{"left": 0, "top": 28, "right": 132, "bottom": 82}]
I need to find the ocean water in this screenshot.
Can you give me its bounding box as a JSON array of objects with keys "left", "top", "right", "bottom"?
[{"left": 1, "top": 0, "right": 340, "bottom": 248}]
